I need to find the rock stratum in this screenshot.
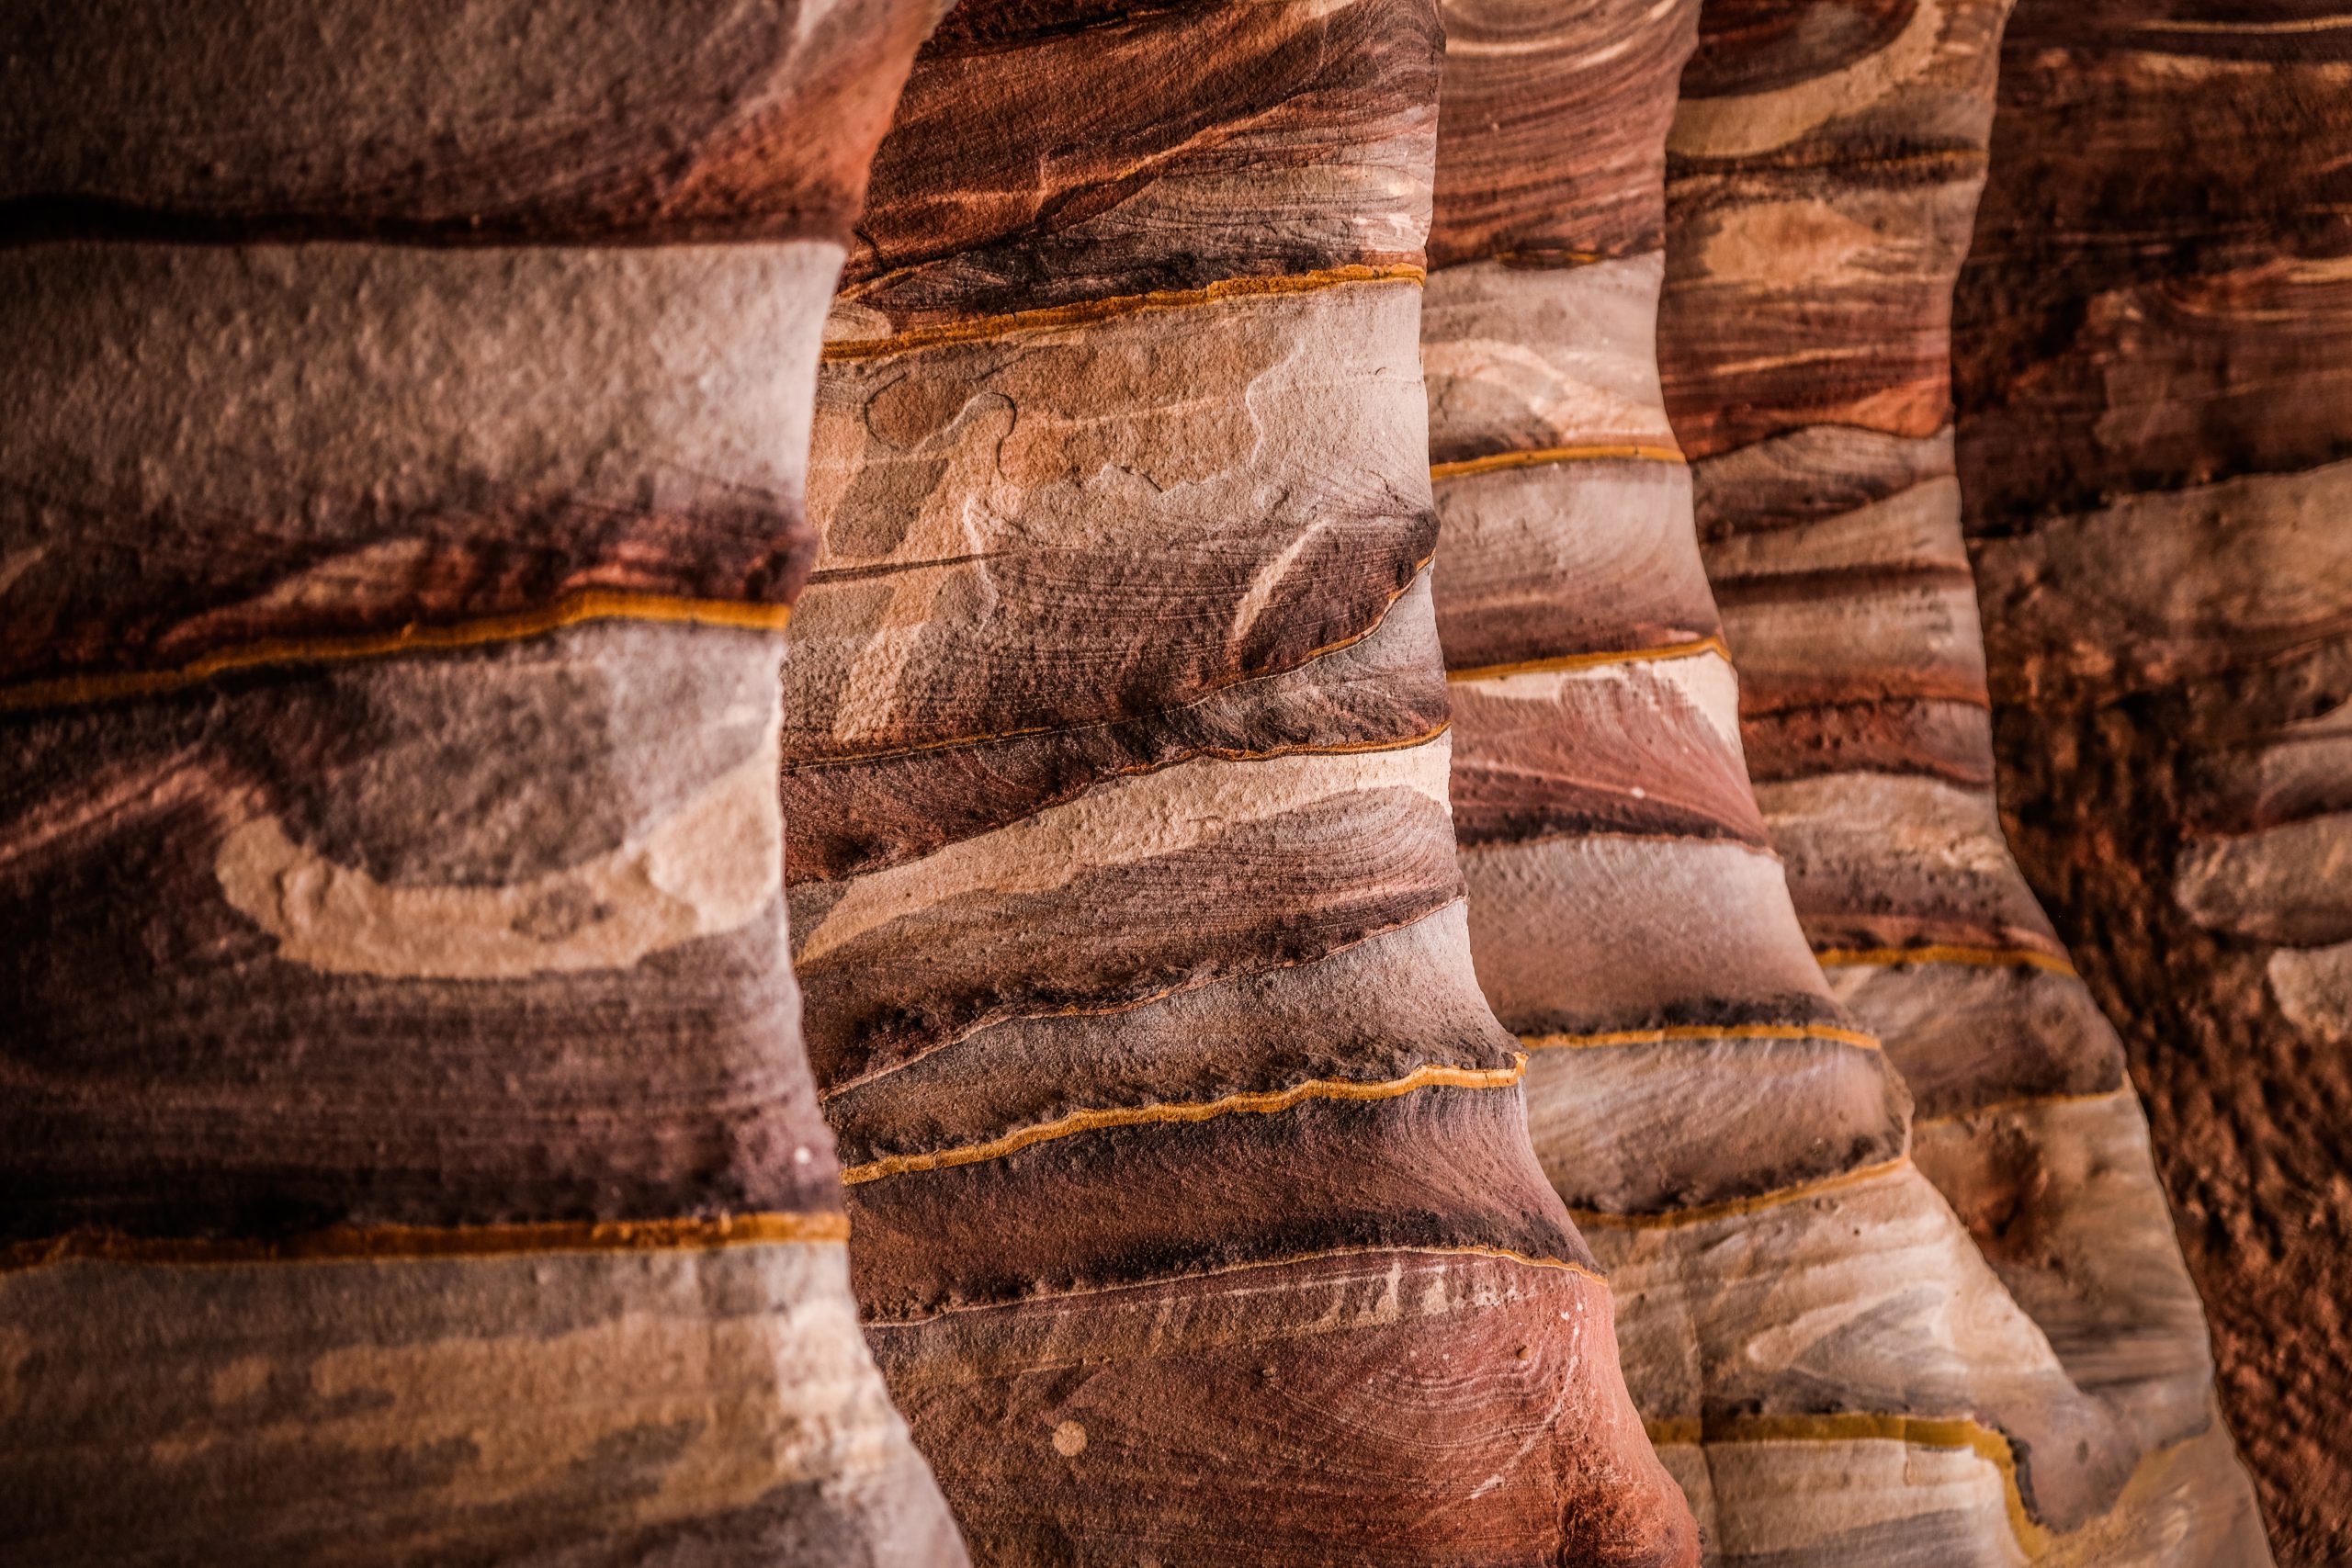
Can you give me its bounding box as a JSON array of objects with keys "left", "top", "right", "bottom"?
[
  {"left": 1953, "top": 1, "right": 2352, "bottom": 1561},
  {"left": 1654, "top": 0, "right": 2273, "bottom": 1560},
  {"left": 2, "top": 0, "right": 2327, "bottom": 1563},
  {"left": 780, "top": 2, "right": 1694, "bottom": 1562},
  {"left": 1435, "top": 0, "right": 2261, "bottom": 1561},
  {"left": 0, "top": 5, "right": 965, "bottom": 1564}
]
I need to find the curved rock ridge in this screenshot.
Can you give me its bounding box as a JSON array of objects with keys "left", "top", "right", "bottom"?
[
  {"left": 1657, "top": 0, "right": 2270, "bottom": 1559},
  {"left": 782, "top": 1, "right": 1697, "bottom": 1561},
  {"left": 0, "top": 8, "right": 966, "bottom": 1564},
  {"left": 1420, "top": 1, "right": 2233, "bottom": 1561},
  {"left": 1953, "top": 2, "right": 2352, "bottom": 1560}
]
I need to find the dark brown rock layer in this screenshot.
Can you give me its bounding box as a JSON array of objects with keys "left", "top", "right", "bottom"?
[
  {"left": 0, "top": 7, "right": 963, "bottom": 1563},
  {"left": 1954, "top": 3, "right": 2352, "bottom": 1560}
]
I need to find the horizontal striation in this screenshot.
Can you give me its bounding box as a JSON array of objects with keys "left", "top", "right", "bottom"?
[
  {"left": 797, "top": 6, "right": 1700, "bottom": 1559},
  {"left": 1915, "top": 1092, "right": 2219, "bottom": 1452},
  {"left": 0, "top": 625, "right": 845, "bottom": 1243},
  {"left": 1755, "top": 772, "right": 2068, "bottom": 956},
  {"left": 1671, "top": 4, "right": 2271, "bottom": 1548},
  {"left": 847, "top": 1085, "right": 1583, "bottom": 1319},
  {"left": 1429, "top": 0, "right": 1698, "bottom": 267},
  {"left": 824, "top": 901, "right": 1509, "bottom": 1169},
  {"left": 1448, "top": 653, "right": 1769, "bottom": 849},
  {"left": 1659, "top": 169, "right": 1984, "bottom": 458},
  {"left": 1955, "top": 20, "right": 2352, "bottom": 528},
  {"left": 1741, "top": 697, "right": 1995, "bottom": 784},
  {"left": 0, "top": 0, "right": 934, "bottom": 244},
  {"left": 1670, "top": 0, "right": 2007, "bottom": 165},
  {"left": 2186, "top": 692, "right": 2352, "bottom": 836},
  {"left": 785, "top": 574, "right": 1449, "bottom": 884},
  {"left": 1973, "top": 458, "right": 2352, "bottom": 706},
  {"left": 2174, "top": 809, "right": 2352, "bottom": 947},
  {"left": 1596, "top": 1159, "right": 2137, "bottom": 1537},
  {"left": 1951, "top": 4, "right": 2352, "bottom": 1552},
  {"left": 0, "top": 1241, "right": 961, "bottom": 1566},
  {"left": 791, "top": 739, "right": 1475, "bottom": 1089},
  {"left": 1662, "top": 0, "right": 2009, "bottom": 455},
  {"left": 1461, "top": 831, "right": 1848, "bottom": 1034},
  {"left": 1424, "top": 254, "right": 1679, "bottom": 462},
  {"left": 2, "top": 8, "right": 968, "bottom": 1565},
  {"left": 834, "top": 0, "right": 1442, "bottom": 332},
  {"left": 1525, "top": 1032, "right": 1907, "bottom": 1214},
  {"left": 0, "top": 242, "right": 840, "bottom": 703},
  {"left": 870, "top": 1247, "right": 1689, "bottom": 1567},
  {"left": 789, "top": 280, "right": 1435, "bottom": 763},
  {"left": 1829, "top": 958, "right": 2129, "bottom": 1118},
  {"left": 1433, "top": 462, "right": 1713, "bottom": 670},
  {"left": 1717, "top": 570, "right": 1989, "bottom": 713}
]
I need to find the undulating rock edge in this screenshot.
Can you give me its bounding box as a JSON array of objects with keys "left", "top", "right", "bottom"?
[
  {"left": 1954, "top": 2, "right": 2352, "bottom": 1561},
  {"left": 1656, "top": 0, "right": 2273, "bottom": 1561},
  {"left": 783, "top": 1, "right": 1696, "bottom": 1562},
  {"left": 0, "top": 6, "right": 967, "bottom": 1563}
]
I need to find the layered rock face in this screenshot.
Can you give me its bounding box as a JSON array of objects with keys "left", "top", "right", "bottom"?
[
  {"left": 1953, "top": 4, "right": 2352, "bottom": 1560},
  {"left": 1425, "top": 0, "right": 2233, "bottom": 1562},
  {"left": 1654, "top": 0, "right": 2269, "bottom": 1559},
  {"left": 778, "top": 1, "right": 1694, "bottom": 1562},
  {"left": 0, "top": 6, "right": 966, "bottom": 1563}
]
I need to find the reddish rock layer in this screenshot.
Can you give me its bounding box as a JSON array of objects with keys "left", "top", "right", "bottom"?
[
  {"left": 783, "top": 2, "right": 1694, "bottom": 1561},
  {"left": 1656, "top": 0, "right": 2270, "bottom": 1558},
  {"left": 0, "top": 7, "right": 963, "bottom": 1563},
  {"left": 1419, "top": 1, "right": 2245, "bottom": 1561},
  {"left": 1953, "top": 4, "right": 2352, "bottom": 1560}
]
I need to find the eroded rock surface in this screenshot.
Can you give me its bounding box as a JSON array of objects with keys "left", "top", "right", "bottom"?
[
  {"left": 0, "top": 6, "right": 964, "bottom": 1562},
  {"left": 1955, "top": 3, "right": 2352, "bottom": 1560},
  {"left": 780, "top": 3, "right": 1696, "bottom": 1562}
]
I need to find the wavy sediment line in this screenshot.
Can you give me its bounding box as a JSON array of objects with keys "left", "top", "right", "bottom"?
[
  {"left": 821, "top": 264, "right": 1428, "bottom": 362},
  {"left": 1817, "top": 942, "right": 2077, "bottom": 976},
  {"left": 1430, "top": 443, "right": 1689, "bottom": 481},
  {"left": 0, "top": 1211, "right": 850, "bottom": 1273},
  {"left": 1446, "top": 635, "right": 1731, "bottom": 683},
  {"left": 1522, "top": 1021, "right": 1883, "bottom": 1053},
  {"left": 0, "top": 589, "right": 796, "bottom": 715},
  {"left": 843, "top": 1057, "right": 1528, "bottom": 1186},
  {"left": 1569, "top": 1156, "right": 1911, "bottom": 1231},
  {"left": 1645, "top": 1410, "right": 2051, "bottom": 1558}
]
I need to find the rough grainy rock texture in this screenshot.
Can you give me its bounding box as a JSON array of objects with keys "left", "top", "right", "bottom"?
[
  {"left": 780, "top": 1, "right": 1697, "bottom": 1562},
  {"left": 1429, "top": 1, "right": 2264, "bottom": 1561},
  {"left": 1952, "top": 3, "right": 2352, "bottom": 1561},
  {"left": 0, "top": 5, "right": 967, "bottom": 1563},
  {"left": 1654, "top": 0, "right": 2273, "bottom": 1559}
]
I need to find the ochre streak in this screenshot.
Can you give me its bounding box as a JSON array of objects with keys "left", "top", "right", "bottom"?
[
  {"left": 1429, "top": 443, "right": 1689, "bottom": 481},
  {"left": 0, "top": 1211, "right": 848, "bottom": 1273},
  {"left": 822, "top": 265, "right": 1428, "bottom": 362},
  {"left": 842, "top": 1057, "right": 1528, "bottom": 1186},
  {"left": 1523, "top": 1021, "right": 1883, "bottom": 1052},
  {"left": 1645, "top": 1411, "right": 2052, "bottom": 1558},
  {"left": 1447, "top": 635, "right": 1731, "bottom": 683},
  {"left": 1569, "top": 1156, "right": 1910, "bottom": 1230},
  {"left": 0, "top": 590, "right": 795, "bottom": 714},
  {"left": 1815, "top": 942, "right": 2076, "bottom": 976}
]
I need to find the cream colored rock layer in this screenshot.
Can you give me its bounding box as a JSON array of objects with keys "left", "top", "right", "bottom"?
[
  {"left": 2, "top": 240, "right": 840, "bottom": 525},
  {"left": 0, "top": 1240, "right": 958, "bottom": 1563}
]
